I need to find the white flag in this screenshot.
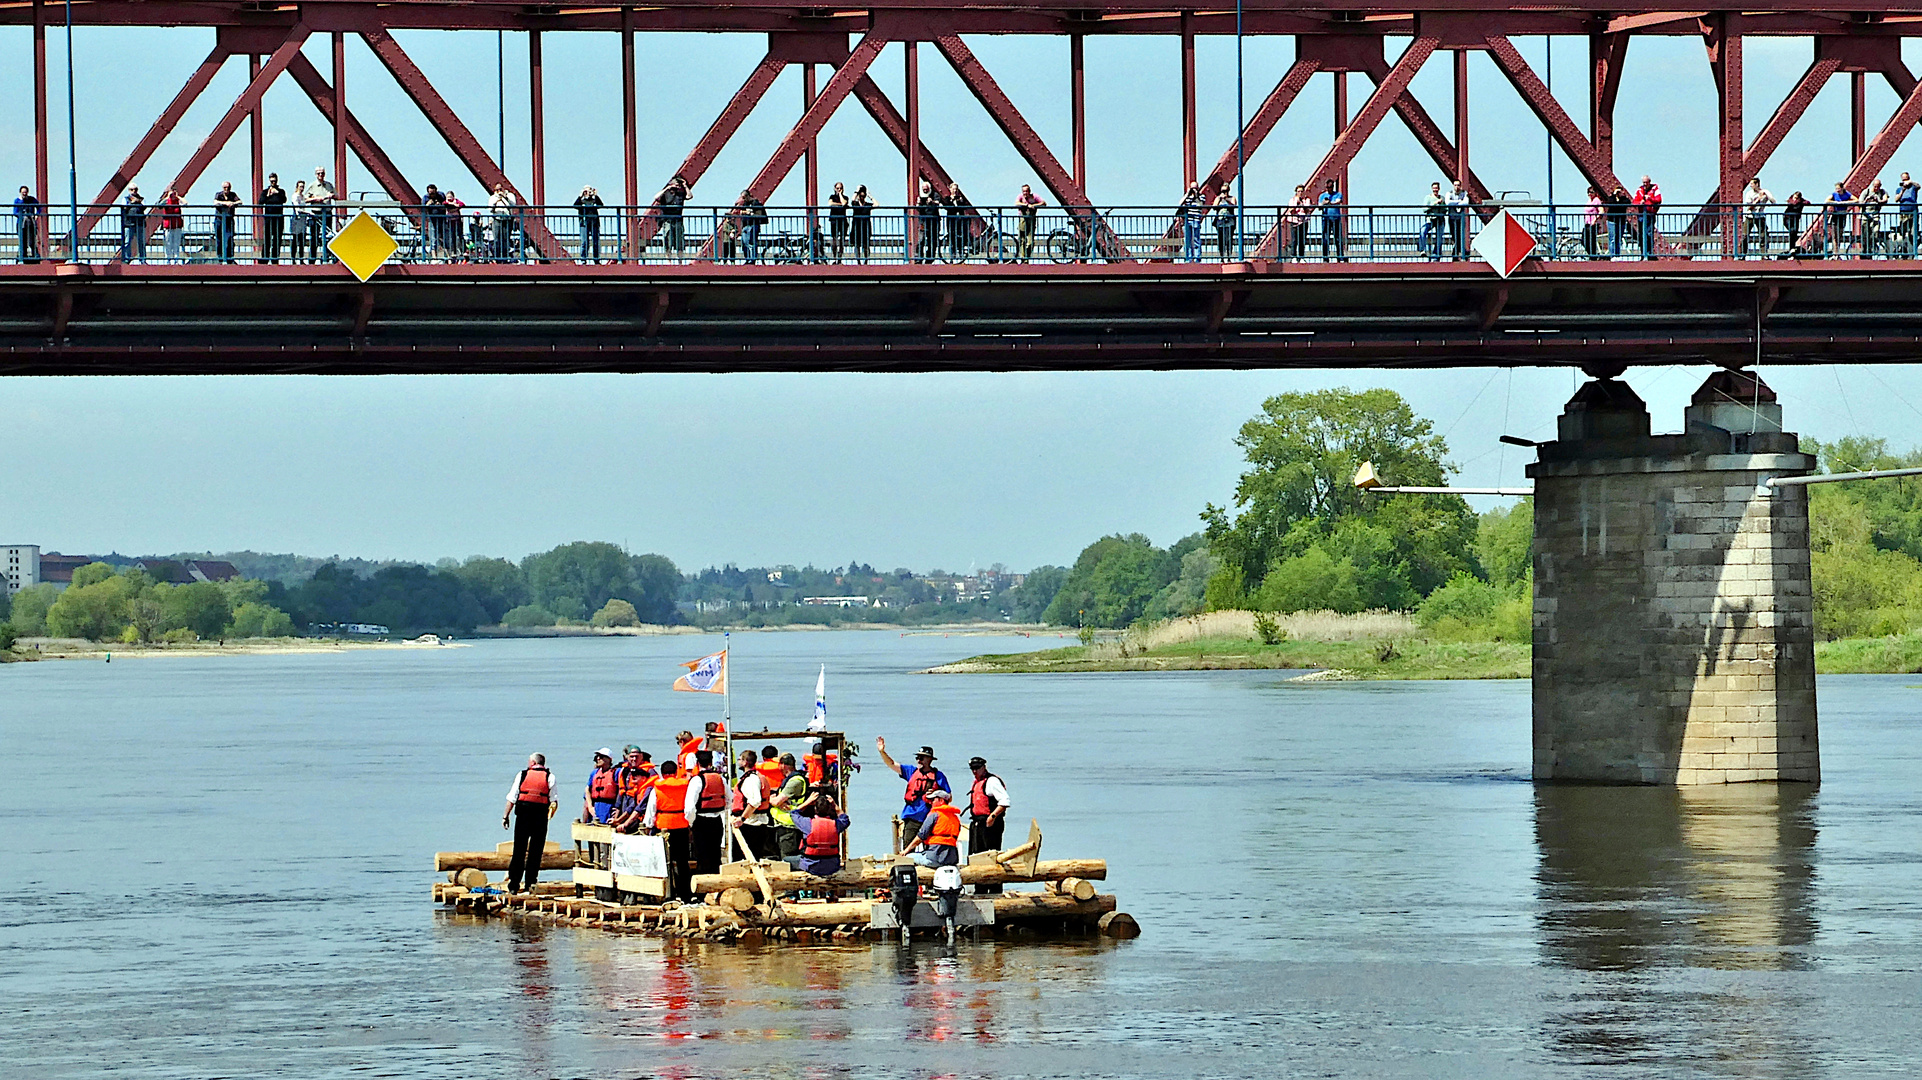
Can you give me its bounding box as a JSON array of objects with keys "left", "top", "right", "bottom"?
[{"left": 809, "top": 665, "right": 827, "bottom": 732}]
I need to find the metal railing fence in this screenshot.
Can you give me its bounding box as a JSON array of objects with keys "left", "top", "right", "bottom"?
[{"left": 8, "top": 202, "right": 1920, "bottom": 266}]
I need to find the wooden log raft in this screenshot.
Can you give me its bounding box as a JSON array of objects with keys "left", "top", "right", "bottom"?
[
  {"left": 726, "top": 891, "right": 1117, "bottom": 929},
  {"left": 435, "top": 850, "right": 576, "bottom": 872},
  {"left": 691, "top": 858, "right": 1106, "bottom": 898}
]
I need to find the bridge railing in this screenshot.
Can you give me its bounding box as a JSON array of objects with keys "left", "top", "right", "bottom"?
[{"left": 8, "top": 203, "right": 1919, "bottom": 266}]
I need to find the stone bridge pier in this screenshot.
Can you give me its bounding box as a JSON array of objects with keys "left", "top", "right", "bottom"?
[{"left": 1529, "top": 369, "right": 1820, "bottom": 785}]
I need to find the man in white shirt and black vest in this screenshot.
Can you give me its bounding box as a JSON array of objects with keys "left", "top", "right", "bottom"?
[{"left": 966, "top": 756, "right": 1011, "bottom": 893}]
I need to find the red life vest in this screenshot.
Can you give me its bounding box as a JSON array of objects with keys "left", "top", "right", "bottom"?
[
  {"left": 903, "top": 768, "right": 943, "bottom": 807},
  {"left": 734, "top": 774, "right": 770, "bottom": 814},
  {"left": 651, "top": 776, "right": 691, "bottom": 830},
  {"left": 969, "top": 773, "right": 1001, "bottom": 817},
  {"left": 925, "top": 804, "right": 963, "bottom": 848},
  {"left": 588, "top": 766, "right": 620, "bottom": 803},
  {"left": 802, "top": 814, "right": 841, "bottom": 858},
  {"left": 804, "top": 752, "right": 839, "bottom": 785},
  {"left": 516, "top": 766, "right": 552, "bottom": 804},
  {"left": 696, "top": 771, "right": 728, "bottom": 812}
]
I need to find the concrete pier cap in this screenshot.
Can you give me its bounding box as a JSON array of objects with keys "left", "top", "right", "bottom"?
[{"left": 1529, "top": 366, "right": 1819, "bottom": 786}]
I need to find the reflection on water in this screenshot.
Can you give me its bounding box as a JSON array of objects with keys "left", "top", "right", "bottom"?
[
  {"left": 1535, "top": 785, "right": 1819, "bottom": 1076},
  {"left": 1535, "top": 784, "right": 1817, "bottom": 971}
]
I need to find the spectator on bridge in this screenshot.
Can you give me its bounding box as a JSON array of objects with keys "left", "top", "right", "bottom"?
[
  {"left": 488, "top": 184, "right": 521, "bottom": 262},
  {"left": 1278, "top": 184, "right": 1309, "bottom": 259},
  {"left": 1581, "top": 185, "right": 1603, "bottom": 257},
  {"left": 290, "top": 180, "right": 311, "bottom": 262},
  {"left": 1862, "top": 179, "right": 1889, "bottom": 257},
  {"left": 1178, "top": 182, "right": 1205, "bottom": 262},
  {"left": 447, "top": 190, "right": 471, "bottom": 257},
  {"left": 259, "top": 174, "right": 286, "bottom": 264},
  {"left": 1604, "top": 185, "right": 1630, "bottom": 257},
  {"left": 850, "top": 184, "right": 874, "bottom": 263},
  {"left": 212, "top": 181, "right": 241, "bottom": 264},
  {"left": 422, "top": 185, "right": 447, "bottom": 258},
  {"left": 1015, "top": 183, "right": 1044, "bottom": 262},
  {"left": 1318, "top": 179, "right": 1345, "bottom": 262},
  {"left": 1445, "top": 180, "right": 1472, "bottom": 258},
  {"left": 1421, "top": 181, "right": 1446, "bottom": 259},
  {"left": 1825, "top": 182, "right": 1856, "bottom": 258},
  {"left": 157, "top": 189, "right": 184, "bottom": 264},
  {"left": 740, "top": 190, "right": 768, "bottom": 264},
  {"left": 657, "top": 175, "right": 690, "bottom": 260},
  {"left": 947, "top": 183, "right": 972, "bottom": 260},
  {"left": 1631, "top": 175, "right": 1662, "bottom": 259},
  {"left": 915, "top": 180, "right": 941, "bottom": 263},
  {"left": 120, "top": 188, "right": 148, "bottom": 263},
  {"left": 305, "top": 169, "right": 336, "bottom": 260},
  {"left": 574, "top": 185, "right": 603, "bottom": 264},
  {"left": 1898, "top": 173, "right": 1919, "bottom": 256},
  {"left": 13, "top": 185, "right": 41, "bottom": 264},
  {"left": 1213, "top": 191, "right": 1237, "bottom": 261},
  {"left": 1742, "top": 178, "right": 1773, "bottom": 258},
  {"left": 1782, "top": 190, "right": 1808, "bottom": 256},
  {"left": 826, "top": 181, "right": 850, "bottom": 263}
]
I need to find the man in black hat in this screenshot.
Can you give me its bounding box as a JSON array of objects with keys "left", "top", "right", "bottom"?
[
  {"left": 964, "top": 756, "right": 1012, "bottom": 892},
  {"left": 875, "top": 736, "right": 950, "bottom": 853}
]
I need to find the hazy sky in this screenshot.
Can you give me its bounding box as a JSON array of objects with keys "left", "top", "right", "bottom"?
[
  {"left": 4, "top": 29, "right": 1922, "bottom": 570},
  {"left": 9, "top": 367, "right": 1922, "bottom": 572}
]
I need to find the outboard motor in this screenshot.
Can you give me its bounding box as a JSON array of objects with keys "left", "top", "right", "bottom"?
[
  {"left": 889, "top": 860, "right": 920, "bottom": 941},
  {"left": 931, "top": 864, "right": 964, "bottom": 943}
]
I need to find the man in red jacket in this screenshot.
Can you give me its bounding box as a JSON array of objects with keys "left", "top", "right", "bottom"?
[{"left": 1631, "top": 175, "right": 1662, "bottom": 259}]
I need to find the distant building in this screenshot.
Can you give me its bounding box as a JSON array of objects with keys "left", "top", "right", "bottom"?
[
  {"left": 135, "top": 558, "right": 242, "bottom": 585},
  {"left": 36, "top": 552, "right": 93, "bottom": 592},
  {"left": 2, "top": 545, "right": 39, "bottom": 595},
  {"left": 803, "top": 596, "right": 870, "bottom": 607}
]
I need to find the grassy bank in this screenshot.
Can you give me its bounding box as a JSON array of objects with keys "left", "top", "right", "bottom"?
[
  {"left": 928, "top": 613, "right": 1922, "bottom": 680},
  {"left": 4, "top": 636, "right": 467, "bottom": 661}
]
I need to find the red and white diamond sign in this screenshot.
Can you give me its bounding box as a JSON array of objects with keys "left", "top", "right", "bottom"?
[{"left": 1469, "top": 209, "right": 1537, "bottom": 278}]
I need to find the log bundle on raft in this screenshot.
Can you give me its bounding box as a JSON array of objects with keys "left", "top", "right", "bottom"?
[{"left": 431, "top": 817, "right": 1139, "bottom": 944}]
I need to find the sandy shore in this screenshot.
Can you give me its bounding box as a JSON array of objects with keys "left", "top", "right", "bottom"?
[{"left": 8, "top": 637, "right": 469, "bottom": 660}]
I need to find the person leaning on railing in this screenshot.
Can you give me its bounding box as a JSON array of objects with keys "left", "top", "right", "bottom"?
[
  {"left": 13, "top": 185, "right": 42, "bottom": 264},
  {"left": 1862, "top": 179, "right": 1889, "bottom": 257},
  {"left": 1824, "top": 182, "right": 1855, "bottom": 258},
  {"left": 1421, "top": 181, "right": 1446, "bottom": 260},
  {"left": 657, "top": 176, "right": 690, "bottom": 260},
  {"left": 1014, "top": 184, "right": 1044, "bottom": 262},
  {"left": 212, "top": 181, "right": 241, "bottom": 264},
  {"left": 1899, "top": 173, "right": 1919, "bottom": 257}
]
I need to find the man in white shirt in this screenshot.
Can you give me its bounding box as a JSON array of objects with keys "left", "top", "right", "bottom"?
[
  {"left": 733, "top": 748, "right": 775, "bottom": 859},
  {"left": 965, "top": 756, "right": 1012, "bottom": 893},
  {"left": 1743, "top": 178, "right": 1774, "bottom": 257}
]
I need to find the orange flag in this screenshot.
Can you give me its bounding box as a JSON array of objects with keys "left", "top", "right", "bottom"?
[{"left": 672, "top": 649, "right": 727, "bottom": 694}]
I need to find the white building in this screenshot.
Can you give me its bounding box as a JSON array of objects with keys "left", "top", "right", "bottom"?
[{"left": 3, "top": 545, "right": 39, "bottom": 595}]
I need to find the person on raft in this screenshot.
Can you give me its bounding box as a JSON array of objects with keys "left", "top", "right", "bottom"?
[{"left": 790, "top": 789, "right": 851, "bottom": 877}]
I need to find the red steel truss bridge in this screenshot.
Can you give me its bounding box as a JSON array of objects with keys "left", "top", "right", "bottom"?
[{"left": 8, "top": 0, "right": 1922, "bottom": 373}]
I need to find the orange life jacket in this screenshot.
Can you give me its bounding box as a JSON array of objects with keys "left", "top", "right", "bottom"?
[
  {"left": 969, "top": 773, "right": 1000, "bottom": 817},
  {"left": 678, "top": 737, "right": 705, "bottom": 773},
  {"left": 587, "top": 766, "right": 620, "bottom": 803},
  {"left": 696, "top": 770, "right": 728, "bottom": 812},
  {"left": 621, "top": 765, "right": 655, "bottom": 805},
  {"left": 754, "top": 760, "right": 786, "bottom": 791},
  {"left": 516, "top": 766, "right": 552, "bottom": 805},
  {"left": 925, "top": 804, "right": 963, "bottom": 848},
  {"left": 804, "top": 752, "right": 839, "bottom": 785},
  {"left": 803, "top": 814, "right": 841, "bottom": 858},
  {"left": 651, "top": 776, "right": 691, "bottom": 830}
]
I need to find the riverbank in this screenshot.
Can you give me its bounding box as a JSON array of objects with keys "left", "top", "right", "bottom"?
[
  {"left": 471, "top": 621, "right": 1058, "bottom": 638},
  {"left": 3, "top": 636, "right": 468, "bottom": 661},
  {"left": 925, "top": 612, "right": 1922, "bottom": 679}
]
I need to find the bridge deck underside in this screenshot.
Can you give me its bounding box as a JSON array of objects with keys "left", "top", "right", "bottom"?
[{"left": 2, "top": 263, "right": 1917, "bottom": 373}]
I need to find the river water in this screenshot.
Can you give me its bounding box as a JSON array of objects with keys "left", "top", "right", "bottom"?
[{"left": 3, "top": 631, "right": 1919, "bottom": 1078}]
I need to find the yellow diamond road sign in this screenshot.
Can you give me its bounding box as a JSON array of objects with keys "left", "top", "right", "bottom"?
[{"left": 328, "top": 210, "right": 399, "bottom": 282}]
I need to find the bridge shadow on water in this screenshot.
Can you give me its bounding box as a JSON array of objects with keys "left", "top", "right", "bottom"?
[{"left": 1533, "top": 784, "right": 1819, "bottom": 1074}]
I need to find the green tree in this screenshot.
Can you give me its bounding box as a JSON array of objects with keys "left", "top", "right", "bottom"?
[
  {"left": 1005, "top": 565, "right": 1067, "bottom": 622},
  {"left": 229, "top": 601, "right": 295, "bottom": 638},
  {"left": 160, "top": 582, "right": 233, "bottom": 640},
  {"left": 1043, "top": 534, "right": 1178, "bottom": 628},
  {"left": 1202, "top": 388, "right": 1477, "bottom": 610},
  {"left": 1146, "top": 542, "right": 1219, "bottom": 620},
  {"left": 501, "top": 604, "right": 558, "bottom": 627},
  {"left": 1475, "top": 500, "right": 1534, "bottom": 589},
  {"left": 46, "top": 574, "right": 141, "bottom": 640},
  {"left": 590, "top": 598, "right": 641, "bottom": 627},
  {"left": 450, "top": 556, "right": 531, "bottom": 623},
  {"left": 0, "top": 587, "right": 10, "bottom": 624},
  {"left": 628, "top": 553, "right": 683, "bottom": 623},
  {"left": 70, "top": 562, "right": 118, "bottom": 590},
  {"left": 8, "top": 583, "right": 57, "bottom": 636}
]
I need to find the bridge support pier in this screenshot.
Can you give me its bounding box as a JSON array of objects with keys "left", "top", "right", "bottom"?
[{"left": 1530, "top": 370, "right": 1819, "bottom": 785}]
